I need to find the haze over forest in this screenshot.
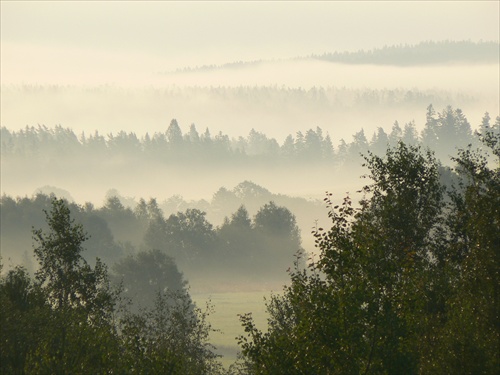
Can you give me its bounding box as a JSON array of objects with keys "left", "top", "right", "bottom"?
[{"left": 1, "top": 1, "right": 499, "bottom": 372}]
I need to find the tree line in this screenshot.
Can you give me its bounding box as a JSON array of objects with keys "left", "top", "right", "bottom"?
[
  {"left": 1, "top": 188, "right": 304, "bottom": 283},
  {"left": 2, "top": 105, "right": 497, "bottom": 165}
]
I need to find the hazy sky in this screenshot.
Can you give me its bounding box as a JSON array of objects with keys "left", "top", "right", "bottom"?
[{"left": 1, "top": 1, "right": 498, "bottom": 85}]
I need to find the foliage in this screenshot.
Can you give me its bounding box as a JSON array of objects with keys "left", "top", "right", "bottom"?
[
  {"left": 0, "top": 193, "right": 124, "bottom": 269},
  {"left": 216, "top": 201, "right": 304, "bottom": 279},
  {"left": 238, "top": 139, "right": 499, "bottom": 374},
  {"left": 1, "top": 198, "right": 222, "bottom": 374},
  {"left": 0, "top": 266, "right": 48, "bottom": 374},
  {"left": 35, "top": 200, "right": 119, "bottom": 373},
  {"left": 1, "top": 187, "right": 307, "bottom": 285},
  {"left": 119, "top": 290, "right": 222, "bottom": 374},
  {"left": 2, "top": 105, "right": 498, "bottom": 372},
  {"left": 32, "top": 199, "right": 114, "bottom": 315},
  {"left": 425, "top": 128, "right": 500, "bottom": 374},
  {"left": 112, "top": 249, "right": 188, "bottom": 313}
]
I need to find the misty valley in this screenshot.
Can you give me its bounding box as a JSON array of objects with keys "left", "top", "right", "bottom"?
[
  {"left": 1, "top": 102, "right": 499, "bottom": 373},
  {"left": 1, "top": 29, "right": 499, "bottom": 375}
]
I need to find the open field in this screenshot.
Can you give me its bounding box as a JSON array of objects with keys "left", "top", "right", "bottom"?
[{"left": 192, "top": 289, "right": 282, "bottom": 368}]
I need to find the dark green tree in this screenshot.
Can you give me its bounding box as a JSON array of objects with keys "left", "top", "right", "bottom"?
[
  {"left": 426, "top": 129, "right": 500, "bottom": 374},
  {"left": 33, "top": 199, "right": 114, "bottom": 315},
  {"left": 4, "top": 198, "right": 121, "bottom": 373},
  {"left": 119, "top": 289, "right": 222, "bottom": 374},
  {"left": 239, "top": 142, "right": 446, "bottom": 374},
  {"left": 112, "top": 249, "right": 188, "bottom": 313},
  {"left": 0, "top": 266, "right": 48, "bottom": 374},
  {"left": 218, "top": 205, "right": 256, "bottom": 272},
  {"left": 252, "top": 201, "right": 303, "bottom": 276},
  {"left": 164, "top": 208, "right": 217, "bottom": 264},
  {"left": 254, "top": 201, "right": 300, "bottom": 245}
]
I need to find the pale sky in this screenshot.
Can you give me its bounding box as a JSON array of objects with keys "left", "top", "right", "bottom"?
[{"left": 1, "top": 1, "right": 499, "bottom": 84}]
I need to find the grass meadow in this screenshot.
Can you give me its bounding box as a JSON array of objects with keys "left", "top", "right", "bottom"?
[{"left": 192, "top": 290, "right": 280, "bottom": 368}]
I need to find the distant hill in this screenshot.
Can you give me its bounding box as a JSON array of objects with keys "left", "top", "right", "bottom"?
[
  {"left": 173, "top": 40, "right": 498, "bottom": 73},
  {"left": 313, "top": 40, "right": 499, "bottom": 66}
]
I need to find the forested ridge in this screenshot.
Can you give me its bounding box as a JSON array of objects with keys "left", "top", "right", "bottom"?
[
  {"left": 1, "top": 105, "right": 499, "bottom": 373},
  {"left": 175, "top": 40, "right": 499, "bottom": 72},
  {"left": 312, "top": 40, "right": 499, "bottom": 66}
]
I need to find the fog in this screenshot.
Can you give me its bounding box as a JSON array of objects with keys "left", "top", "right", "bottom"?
[
  {"left": 1, "top": 54, "right": 499, "bottom": 263},
  {"left": 2, "top": 1, "right": 498, "bottom": 151},
  {"left": 2, "top": 61, "right": 497, "bottom": 139}
]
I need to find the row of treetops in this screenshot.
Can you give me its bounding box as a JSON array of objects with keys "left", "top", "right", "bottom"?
[{"left": 1, "top": 106, "right": 498, "bottom": 162}]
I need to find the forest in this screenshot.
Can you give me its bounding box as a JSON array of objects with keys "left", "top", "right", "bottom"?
[
  {"left": 1, "top": 189, "right": 304, "bottom": 286},
  {"left": 175, "top": 41, "right": 498, "bottom": 72},
  {"left": 311, "top": 40, "right": 499, "bottom": 66},
  {"left": 2, "top": 105, "right": 497, "bottom": 268},
  {"left": 2, "top": 104, "right": 494, "bottom": 165},
  {"left": 1, "top": 105, "right": 499, "bottom": 373}
]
